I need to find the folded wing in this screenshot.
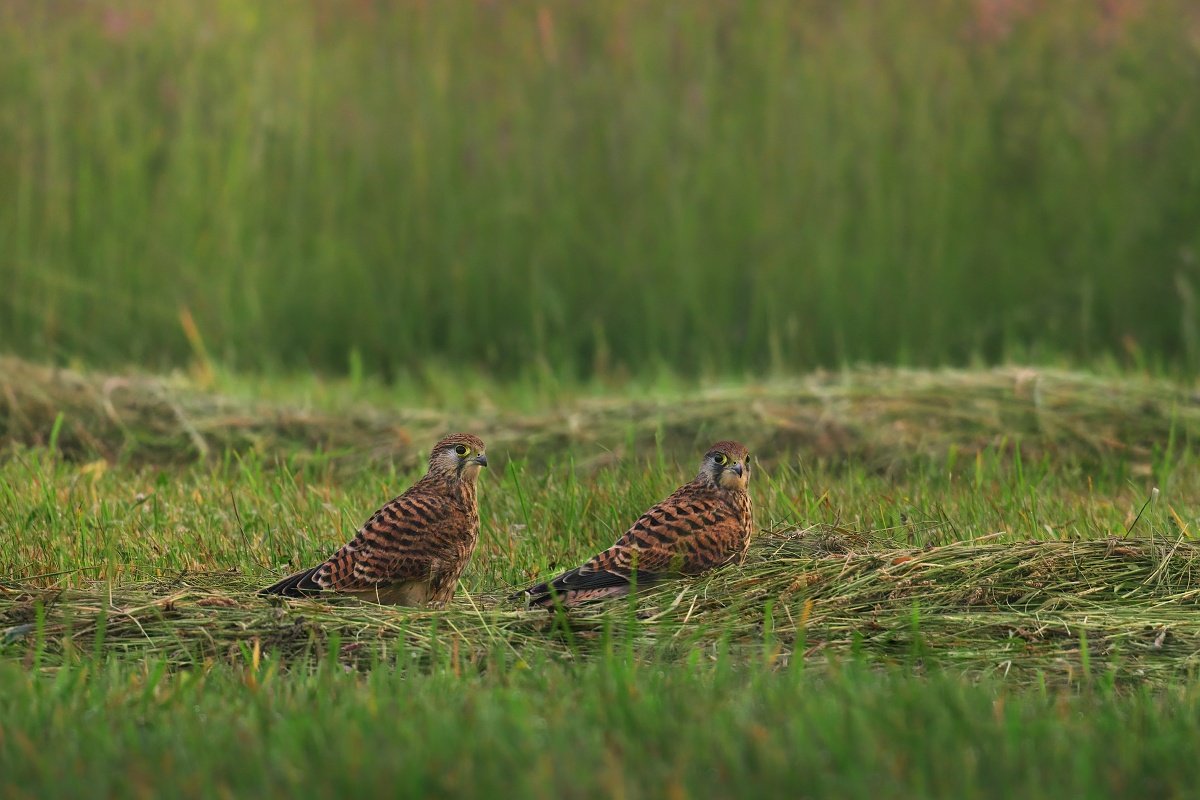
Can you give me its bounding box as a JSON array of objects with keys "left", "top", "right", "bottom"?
[{"left": 517, "top": 483, "right": 745, "bottom": 608}]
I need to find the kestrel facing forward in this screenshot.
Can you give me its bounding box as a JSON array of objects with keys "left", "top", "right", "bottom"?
[
  {"left": 513, "top": 441, "right": 754, "bottom": 609},
  {"left": 260, "top": 433, "right": 488, "bottom": 606}
]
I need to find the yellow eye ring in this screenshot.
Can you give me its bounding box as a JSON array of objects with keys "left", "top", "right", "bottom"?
[
  {"left": 713, "top": 453, "right": 728, "bottom": 466},
  {"left": 455, "top": 444, "right": 471, "bottom": 457}
]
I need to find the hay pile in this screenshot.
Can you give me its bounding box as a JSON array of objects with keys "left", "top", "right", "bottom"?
[
  {"left": 4, "top": 533, "right": 1198, "bottom": 684},
  {"left": 1, "top": 356, "right": 1196, "bottom": 471},
  {"left": 0, "top": 356, "right": 437, "bottom": 468}
]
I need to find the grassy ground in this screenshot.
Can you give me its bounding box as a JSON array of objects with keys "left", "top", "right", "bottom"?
[
  {"left": 5, "top": 658, "right": 1200, "bottom": 798},
  {"left": 2, "top": 358, "right": 1199, "bottom": 796},
  {"left": 3, "top": 0, "right": 1200, "bottom": 376},
  {"left": 6, "top": 4, "right": 1200, "bottom": 794}
]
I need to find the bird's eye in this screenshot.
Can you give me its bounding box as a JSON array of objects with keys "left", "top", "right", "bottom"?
[
  {"left": 713, "top": 453, "right": 728, "bottom": 466},
  {"left": 455, "top": 444, "right": 470, "bottom": 457}
]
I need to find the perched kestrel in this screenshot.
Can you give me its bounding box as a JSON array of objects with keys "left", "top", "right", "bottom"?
[
  {"left": 260, "top": 433, "right": 488, "bottom": 606},
  {"left": 513, "top": 441, "right": 754, "bottom": 608}
]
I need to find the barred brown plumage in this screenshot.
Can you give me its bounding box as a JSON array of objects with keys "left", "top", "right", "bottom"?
[
  {"left": 259, "top": 433, "right": 487, "bottom": 606},
  {"left": 512, "top": 440, "right": 754, "bottom": 609}
]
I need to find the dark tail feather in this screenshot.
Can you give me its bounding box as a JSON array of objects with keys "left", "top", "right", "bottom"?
[
  {"left": 259, "top": 566, "right": 323, "bottom": 597},
  {"left": 507, "top": 568, "right": 579, "bottom": 607},
  {"left": 510, "top": 567, "right": 645, "bottom": 609}
]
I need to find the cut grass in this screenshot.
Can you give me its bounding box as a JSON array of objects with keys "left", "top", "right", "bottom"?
[
  {"left": 2, "top": 355, "right": 1195, "bottom": 476},
  {"left": 5, "top": 534, "right": 1200, "bottom": 686}
]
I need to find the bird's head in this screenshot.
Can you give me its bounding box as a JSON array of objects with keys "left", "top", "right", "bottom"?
[
  {"left": 428, "top": 433, "right": 488, "bottom": 482},
  {"left": 699, "top": 440, "right": 751, "bottom": 491}
]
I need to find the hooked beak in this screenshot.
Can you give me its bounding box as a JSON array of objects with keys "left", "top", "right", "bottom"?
[
  {"left": 472, "top": 453, "right": 488, "bottom": 468},
  {"left": 731, "top": 462, "right": 744, "bottom": 477}
]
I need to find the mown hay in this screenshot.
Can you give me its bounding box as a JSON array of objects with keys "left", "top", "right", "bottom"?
[
  {"left": 1, "top": 356, "right": 1196, "bottom": 472},
  {"left": 4, "top": 534, "right": 1199, "bottom": 685}
]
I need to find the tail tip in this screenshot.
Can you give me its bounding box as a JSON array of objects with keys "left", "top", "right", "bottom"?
[{"left": 259, "top": 567, "right": 318, "bottom": 599}]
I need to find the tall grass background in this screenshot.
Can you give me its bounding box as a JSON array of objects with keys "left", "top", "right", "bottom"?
[{"left": 2, "top": 0, "right": 1199, "bottom": 379}]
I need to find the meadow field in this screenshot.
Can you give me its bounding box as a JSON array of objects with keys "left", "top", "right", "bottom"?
[
  {"left": 2, "top": 0, "right": 1200, "bottom": 377},
  {"left": 4, "top": 1, "right": 1200, "bottom": 797}
]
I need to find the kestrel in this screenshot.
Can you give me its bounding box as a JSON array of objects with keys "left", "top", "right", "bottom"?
[
  {"left": 260, "top": 433, "right": 488, "bottom": 606},
  {"left": 512, "top": 441, "right": 754, "bottom": 608}
]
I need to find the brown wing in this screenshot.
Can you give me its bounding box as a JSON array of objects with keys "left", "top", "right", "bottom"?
[
  {"left": 260, "top": 481, "right": 476, "bottom": 600},
  {"left": 319, "top": 489, "right": 474, "bottom": 591},
  {"left": 585, "top": 484, "right": 745, "bottom": 576},
  {"left": 522, "top": 482, "right": 746, "bottom": 602}
]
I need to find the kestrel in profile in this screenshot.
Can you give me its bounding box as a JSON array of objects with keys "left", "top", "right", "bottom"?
[
  {"left": 513, "top": 441, "right": 754, "bottom": 608},
  {"left": 260, "top": 433, "right": 488, "bottom": 606}
]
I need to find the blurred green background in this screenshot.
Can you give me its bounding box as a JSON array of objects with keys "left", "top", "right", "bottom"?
[{"left": 2, "top": 0, "right": 1198, "bottom": 379}]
